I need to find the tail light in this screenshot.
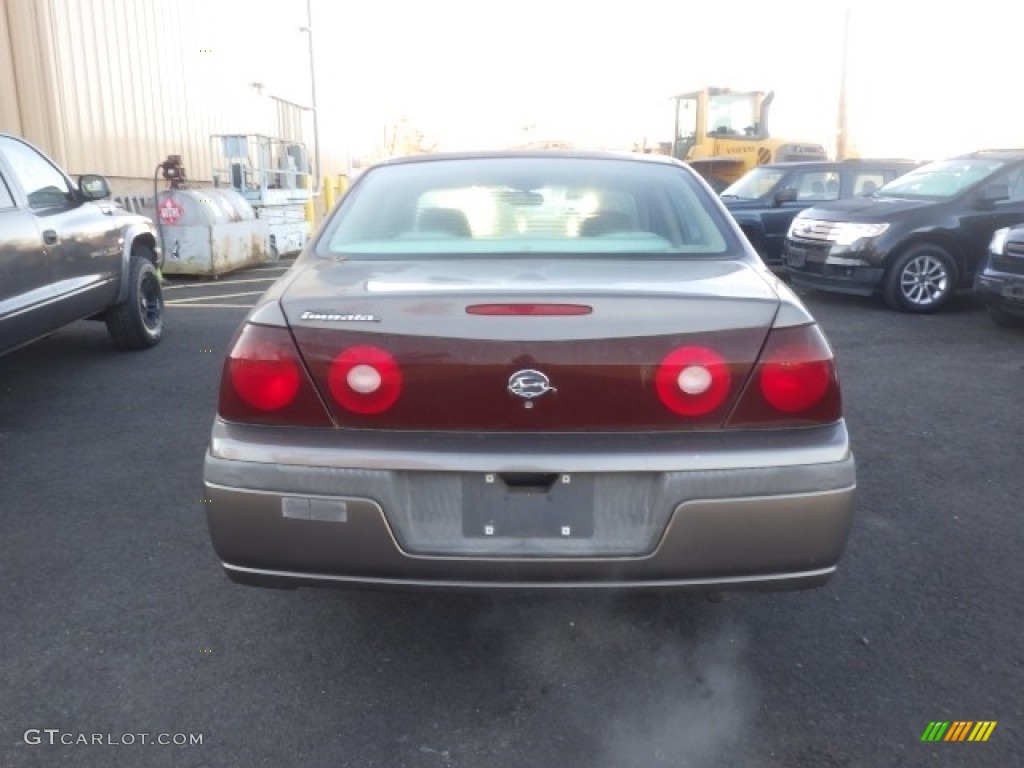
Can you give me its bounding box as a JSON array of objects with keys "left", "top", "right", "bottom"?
[
  {"left": 655, "top": 345, "right": 732, "bottom": 416},
  {"left": 328, "top": 345, "right": 403, "bottom": 414},
  {"left": 218, "top": 324, "right": 332, "bottom": 426},
  {"left": 727, "top": 323, "right": 841, "bottom": 428}
]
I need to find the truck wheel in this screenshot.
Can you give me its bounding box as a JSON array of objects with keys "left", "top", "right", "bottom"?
[
  {"left": 882, "top": 244, "right": 957, "bottom": 313},
  {"left": 105, "top": 247, "right": 164, "bottom": 349}
]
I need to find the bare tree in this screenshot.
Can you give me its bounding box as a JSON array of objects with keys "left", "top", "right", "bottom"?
[{"left": 383, "top": 116, "right": 439, "bottom": 157}]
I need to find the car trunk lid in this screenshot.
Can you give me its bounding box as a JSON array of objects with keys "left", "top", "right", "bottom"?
[{"left": 278, "top": 258, "right": 780, "bottom": 431}]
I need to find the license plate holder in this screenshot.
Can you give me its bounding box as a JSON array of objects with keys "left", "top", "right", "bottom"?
[
  {"left": 786, "top": 247, "right": 807, "bottom": 268},
  {"left": 1000, "top": 282, "right": 1024, "bottom": 300},
  {"left": 463, "top": 473, "right": 594, "bottom": 539}
]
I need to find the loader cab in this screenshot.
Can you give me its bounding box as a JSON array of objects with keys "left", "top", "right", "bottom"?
[{"left": 671, "top": 88, "right": 769, "bottom": 161}]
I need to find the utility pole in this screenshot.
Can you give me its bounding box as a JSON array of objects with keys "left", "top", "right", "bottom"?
[
  {"left": 303, "top": 0, "right": 321, "bottom": 192},
  {"left": 835, "top": 6, "right": 851, "bottom": 160}
]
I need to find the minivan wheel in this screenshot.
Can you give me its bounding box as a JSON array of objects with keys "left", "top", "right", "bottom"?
[{"left": 883, "top": 244, "right": 957, "bottom": 313}]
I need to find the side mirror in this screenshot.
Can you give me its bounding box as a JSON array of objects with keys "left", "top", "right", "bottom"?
[
  {"left": 974, "top": 183, "right": 1009, "bottom": 209},
  {"left": 78, "top": 174, "right": 111, "bottom": 201},
  {"left": 773, "top": 187, "right": 798, "bottom": 206}
]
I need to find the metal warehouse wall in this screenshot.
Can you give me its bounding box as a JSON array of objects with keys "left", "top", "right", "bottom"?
[
  {"left": 1, "top": 0, "right": 327, "bottom": 190},
  {"left": 0, "top": 0, "right": 23, "bottom": 135}
]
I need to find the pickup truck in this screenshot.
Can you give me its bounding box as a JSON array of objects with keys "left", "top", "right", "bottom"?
[{"left": 0, "top": 133, "right": 163, "bottom": 356}]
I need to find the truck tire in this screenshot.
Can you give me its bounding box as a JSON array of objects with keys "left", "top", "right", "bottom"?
[{"left": 105, "top": 247, "right": 164, "bottom": 349}]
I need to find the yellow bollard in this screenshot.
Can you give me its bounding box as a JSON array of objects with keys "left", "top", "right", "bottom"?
[
  {"left": 337, "top": 174, "right": 350, "bottom": 196},
  {"left": 323, "top": 175, "right": 336, "bottom": 214},
  {"left": 303, "top": 174, "right": 314, "bottom": 226}
]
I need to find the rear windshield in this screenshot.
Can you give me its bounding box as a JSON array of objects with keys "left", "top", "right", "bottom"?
[
  {"left": 876, "top": 158, "right": 1005, "bottom": 200},
  {"left": 318, "top": 157, "right": 735, "bottom": 258}
]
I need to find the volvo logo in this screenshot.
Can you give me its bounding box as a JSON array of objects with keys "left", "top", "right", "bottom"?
[{"left": 508, "top": 369, "right": 557, "bottom": 400}]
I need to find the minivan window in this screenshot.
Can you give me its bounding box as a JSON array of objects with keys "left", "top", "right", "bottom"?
[
  {"left": 792, "top": 170, "right": 839, "bottom": 202},
  {"left": 853, "top": 173, "right": 886, "bottom": 196},
  {"left": 995, "top": 165, "right": 1024, "bottom": 202}
]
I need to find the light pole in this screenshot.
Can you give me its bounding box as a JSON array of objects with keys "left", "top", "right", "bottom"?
[
  {"left": 301, "top": 0, "right": 321, "bottom": 192},
  {"left": 836, "top": 6, "right": 851, "bottom": 160}
]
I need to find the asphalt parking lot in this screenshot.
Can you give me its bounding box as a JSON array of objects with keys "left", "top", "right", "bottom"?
[{"left": 1, "top": 261, "right": 1021, "bottom": 768}]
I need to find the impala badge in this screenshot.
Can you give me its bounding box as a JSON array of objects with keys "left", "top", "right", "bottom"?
[
  {"left": 508, "top": 369, "right": 556, "bottom": 401},
  {"left": 299, "top": 311, "right": 380, "bottom": 322}
]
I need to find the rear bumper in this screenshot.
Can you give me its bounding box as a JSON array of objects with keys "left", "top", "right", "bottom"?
[{"left": 203, "top": 422, "right": 856, "bottom": 591}]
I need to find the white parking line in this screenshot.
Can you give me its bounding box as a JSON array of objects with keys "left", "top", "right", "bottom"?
[
  {"left": 162, "top": 277, "right": 280, "bottom": 290},
  {"left": 165, "top": 303, "right": 254, "bottom": 309},
  {"left": 165, "top": 290, "right": 265, "bottom": 303}
]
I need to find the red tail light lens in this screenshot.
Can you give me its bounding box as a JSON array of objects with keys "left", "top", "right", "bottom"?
[
  {"left": 727, "top": 324, "right": 841, "bottom": 428},
  {"left": 219, "top": 324, "right": 332, "bottom": 426},
  {"left": 232, "top": 359, "right": 299, "bottom": 411},
  {"left": 655, "top": 345, "right": 732, "bottom": 416},
  {"left": 328, "top": 345, "right": 402, "bottom": 414},
  {"left": 760, "top": 344, "right": 832, "bottom": 412}
]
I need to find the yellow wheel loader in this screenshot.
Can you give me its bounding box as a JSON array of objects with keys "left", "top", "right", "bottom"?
[{"left": 669, "top": 87, "right": 828, "bottom": 192}]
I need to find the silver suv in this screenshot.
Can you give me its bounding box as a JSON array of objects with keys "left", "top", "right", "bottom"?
[{"left": 0, "top": 133, "right": 163, "bottom": 356}]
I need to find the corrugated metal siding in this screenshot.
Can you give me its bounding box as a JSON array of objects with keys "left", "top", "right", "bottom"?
[
  {"left": 3, "top": 0, "right": 63, "bottom": 148},
  {"left": 0, "top": 0, "right": 23, "bottom": 134},
  {"left": 46, "top": 0, "right": 215, "bottom": 178},
  {"left": 0, "top": 0, "right": 333, "bottom": 183}
]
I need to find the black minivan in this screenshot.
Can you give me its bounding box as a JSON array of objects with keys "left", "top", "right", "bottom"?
[
  {"left": 721, "top": 159, "right": 917, "bottom": 266},
  {"left": 783, "top": 150, "right": 1024, "bottom": 312}
]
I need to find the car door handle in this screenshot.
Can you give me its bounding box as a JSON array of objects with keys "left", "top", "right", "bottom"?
[{"left": 42, "top": 230, "right": 59, "bottom": 246}]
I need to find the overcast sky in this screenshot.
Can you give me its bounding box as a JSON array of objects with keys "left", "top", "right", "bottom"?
[{"left": 224, "top": 0, "right": 1024, "bottom": 161}]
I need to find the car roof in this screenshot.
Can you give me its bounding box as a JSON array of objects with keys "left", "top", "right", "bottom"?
[
  {"left": 374, "top": 149, "right": 684, "bottom": 168},
  {"left": 951, "top": 149, "right": 1024, "bottom": 161},
  {"left": 756, "top": 159, "right": 918, "bottom": 171}
]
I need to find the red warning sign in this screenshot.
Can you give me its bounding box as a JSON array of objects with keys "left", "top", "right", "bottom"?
[{"left": 158, "top": 197, "right": 185, "bottom": 225}]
